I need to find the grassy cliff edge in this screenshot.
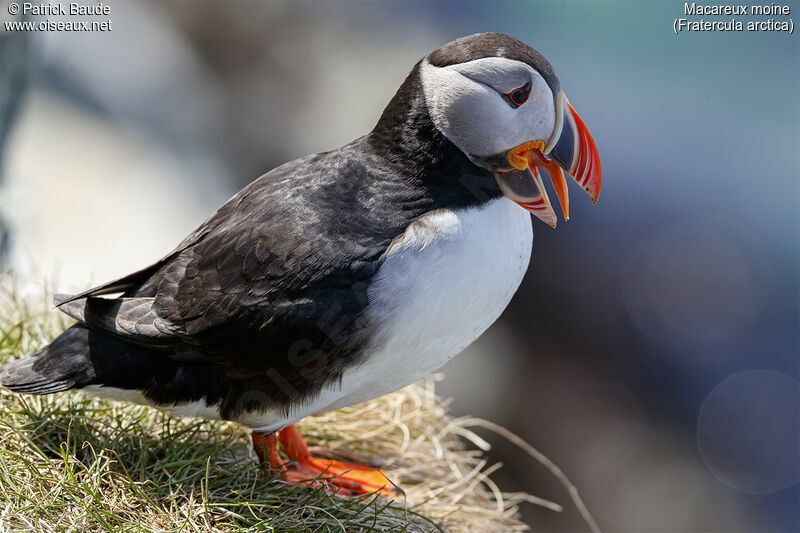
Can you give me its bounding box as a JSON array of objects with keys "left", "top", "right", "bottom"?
[{"left": 0, "top": 278, "right": 582, "bottom": 532}]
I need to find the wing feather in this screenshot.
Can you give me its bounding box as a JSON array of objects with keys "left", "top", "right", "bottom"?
[
  {"left": 51, "top": 148, "right": 412, "bottom": 379},
  {"left": 57, "top": 296, "right": 182, "bottom": 346}
]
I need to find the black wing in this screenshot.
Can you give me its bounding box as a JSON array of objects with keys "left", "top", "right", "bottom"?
[{"left": 57, "top": 146, "right": 421, "bottom": 383}]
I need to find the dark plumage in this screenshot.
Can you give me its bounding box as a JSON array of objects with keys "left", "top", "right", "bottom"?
[{"left": 1, "top": 58, "right": 503, "bottom": 418}]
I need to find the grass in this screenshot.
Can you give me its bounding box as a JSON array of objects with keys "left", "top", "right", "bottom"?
[{"left": 0, "top": 277, "right": 586, "bottom": 532}]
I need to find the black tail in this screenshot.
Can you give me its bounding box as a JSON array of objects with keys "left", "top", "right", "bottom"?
[
  {"left": 1, "top": 324, "right": 229, "bottom": 410},
  {"left": 0, "top": 324, "right": 97, "bottom": 394}
]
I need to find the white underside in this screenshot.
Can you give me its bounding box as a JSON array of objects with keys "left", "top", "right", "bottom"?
[{"left": 85, "top": 197, "right": 533, "bottom": 433}]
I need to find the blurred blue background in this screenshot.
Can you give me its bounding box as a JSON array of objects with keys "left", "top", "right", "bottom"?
[{"left": 1, "top": 1, "right": 797, "bottom": 531}]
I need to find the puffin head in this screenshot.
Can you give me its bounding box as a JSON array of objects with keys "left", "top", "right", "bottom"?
[{"left": 419, "top": 32, "right": 601, "bottom": 227}]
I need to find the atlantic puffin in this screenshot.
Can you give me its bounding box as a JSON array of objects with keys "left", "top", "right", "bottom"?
[{"left": 0, "top": 33, "right": 600, "bottom": 497}]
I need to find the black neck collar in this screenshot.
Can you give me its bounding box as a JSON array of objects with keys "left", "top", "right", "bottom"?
[{"left": 364, "top": 61, "right": 503, "bottom": 210}]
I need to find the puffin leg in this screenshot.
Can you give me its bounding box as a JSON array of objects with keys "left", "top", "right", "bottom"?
[
  {"left": 276, "top": 424, "right": 402, "bottom": 498},
  {"left": 251, "top": 431, "right": 284, "bottom": 476}
]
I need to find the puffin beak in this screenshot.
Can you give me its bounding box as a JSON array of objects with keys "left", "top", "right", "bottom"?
[{"left": 493, "top": 91, "right": 601, "bottom": 227}]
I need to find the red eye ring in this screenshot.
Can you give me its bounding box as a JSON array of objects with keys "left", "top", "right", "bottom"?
[
  {"left": 508, "top": 87, "right": 529, "bottom": 107},
  {"left": 504, "top": 82, "right": 532, "bottom": 108}
]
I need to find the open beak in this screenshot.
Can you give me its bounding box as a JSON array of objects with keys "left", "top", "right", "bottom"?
[{"left": 493, "top": 91, "right": 601, "bottom": 228}]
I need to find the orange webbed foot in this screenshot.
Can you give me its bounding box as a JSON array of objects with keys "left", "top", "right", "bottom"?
[
  {"left": 282, "top": 455, "right": 401, "bottom": 497},
  {"left": 252, "top": 425, "right": 402, "bottom": 498}
]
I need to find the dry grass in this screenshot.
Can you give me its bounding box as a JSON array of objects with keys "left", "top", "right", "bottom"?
[{"left": 0, "top": 277, "right": 592, "bottom": 532}]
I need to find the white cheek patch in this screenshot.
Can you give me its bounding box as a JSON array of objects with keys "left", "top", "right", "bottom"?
[{"left": 420, "top": 58, "right": 556, "bottom": 160}]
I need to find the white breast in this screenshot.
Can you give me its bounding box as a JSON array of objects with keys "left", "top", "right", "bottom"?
[{"left": 300, "top": 196, "right": 533, "bottom": 415}]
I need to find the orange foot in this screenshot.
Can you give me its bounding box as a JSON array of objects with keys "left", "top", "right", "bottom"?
[{"left": 252, "top": 424, "right": 402, "bottom": 498}]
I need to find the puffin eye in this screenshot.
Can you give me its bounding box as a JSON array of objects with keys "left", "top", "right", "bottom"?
[{"left": 504, "top": 82, "right": 532, "bottom": 108}]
